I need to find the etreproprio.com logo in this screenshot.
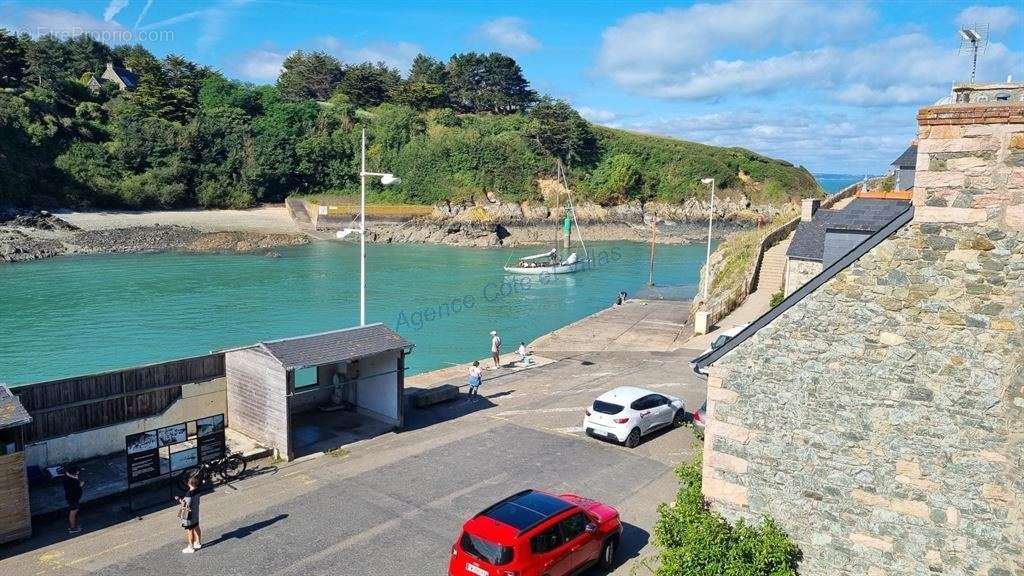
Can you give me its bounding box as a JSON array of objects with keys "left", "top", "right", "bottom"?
[{"left": 6, "top": 26, "right": 174, "bottom": 43}]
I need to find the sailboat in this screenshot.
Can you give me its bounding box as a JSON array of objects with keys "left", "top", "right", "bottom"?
[{"left": 504, "top": 160, "right": 591, "bottom": 275}]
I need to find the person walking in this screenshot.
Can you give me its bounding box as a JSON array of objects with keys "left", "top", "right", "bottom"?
[
  {"left": 490, "top": 330, "right": 502, "bottom": 369},
  {"left": 175, "top": 476, "right": 202, "bottom": 553},
  {"left": 62, "top": 464, "right": 84, "bottom": 534},
  {"left": 467, "top": 361, "right": 483, "bottom": 396}
]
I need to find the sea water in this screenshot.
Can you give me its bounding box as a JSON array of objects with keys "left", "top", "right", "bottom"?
[{"left": 0, "top": 241, "right": 710, "bottom": 385}]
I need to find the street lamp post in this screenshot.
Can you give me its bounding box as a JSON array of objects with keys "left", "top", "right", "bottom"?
[
  {"left": 700, "top": 177, "right": 716, "bottom": 302},
  {"left": 337, "top": 129, "right": 400, "bottom": 326}
]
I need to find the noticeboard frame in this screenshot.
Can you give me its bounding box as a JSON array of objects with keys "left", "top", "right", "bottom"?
[{"left": 125, "top": 413, "right": 226, "bottom": 513}]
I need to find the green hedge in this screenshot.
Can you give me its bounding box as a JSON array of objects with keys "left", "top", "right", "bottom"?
[{"left": 654, "top": 457, "right": 801, "bottom": 575}]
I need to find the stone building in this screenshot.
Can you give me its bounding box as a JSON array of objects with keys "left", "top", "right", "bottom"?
[
  {"left": 890, "top": 143, "right": 918, "bottom": 191},
  {"left": 953, "top": 82, "right": 1023, "bottom": 104},
  {"left": 784, "top": 197, "right": 909, "bottom": 297},
  {"left": 694, "top": 102, "right": 1023, "bottom": 575},
  {"left": 99, "top": 62, "right": 138, "bottom": 91}
]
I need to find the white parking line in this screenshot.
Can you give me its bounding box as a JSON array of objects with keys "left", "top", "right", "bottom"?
[
  {"left": 550, "top": 426, "right": 585, "bottom": 434},
  {"left": 496, "top": 406, "right": 586, "bottom": 417}
]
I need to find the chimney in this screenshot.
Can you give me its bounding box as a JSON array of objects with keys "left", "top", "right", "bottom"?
[{"left": 801, "top": 198, "right": 820, "bottom": 222}]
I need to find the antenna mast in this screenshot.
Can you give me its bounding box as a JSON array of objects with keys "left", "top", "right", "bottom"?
[{"left": 958, "top": 24, "right": 989, "bottom": 83}]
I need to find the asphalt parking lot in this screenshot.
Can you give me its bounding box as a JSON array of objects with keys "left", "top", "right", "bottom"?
[{"left": 2, "top": 302, "right": 706, "bottom": 576}]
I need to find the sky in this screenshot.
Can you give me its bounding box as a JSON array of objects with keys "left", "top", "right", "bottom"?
[{"left": 1, "top": 1, "right": 1022, "bottom": 174}]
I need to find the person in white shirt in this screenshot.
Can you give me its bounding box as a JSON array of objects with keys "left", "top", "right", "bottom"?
[{"left": 490, "top": 330, "right": 502, "bottom": 368}]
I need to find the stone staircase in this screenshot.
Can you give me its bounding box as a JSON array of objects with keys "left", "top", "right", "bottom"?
[{"left": 756, "top": 238, "right": 790, "bottom": 294}]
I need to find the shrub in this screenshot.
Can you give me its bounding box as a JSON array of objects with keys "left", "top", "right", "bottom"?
[
  {"left": 653, "top": 457, "right": 800, "bottom": 576},
  {"left": 769, "top": 290, "right": 785, "bottom": 308}
]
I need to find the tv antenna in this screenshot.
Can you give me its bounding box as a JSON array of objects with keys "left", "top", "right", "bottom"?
[{"left": 958, "top": 24, "right": 989, "bottom": 82}]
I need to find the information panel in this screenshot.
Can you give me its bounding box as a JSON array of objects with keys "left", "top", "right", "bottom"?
[{"left": 125, "top": 413, "right": 227, "bottom": 509}]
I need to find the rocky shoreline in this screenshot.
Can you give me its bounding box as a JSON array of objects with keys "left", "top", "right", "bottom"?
[
  {"left": 0, "top": 210, "right": 309, "bottom": 264},
  {"left": 365, "top": 219, "right": 743, "bottom": 248}
]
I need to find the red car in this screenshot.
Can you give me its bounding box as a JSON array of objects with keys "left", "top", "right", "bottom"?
[{"left": 449, "top": 489, "right": 622, "bottom": 576}]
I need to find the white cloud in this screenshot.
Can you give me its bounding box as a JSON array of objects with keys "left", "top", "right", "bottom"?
[
  {"left": 235, "top": 48, "right": 288, "bottom": 81},
  {"left": 577, "top": 107, "right": 620, "bottom": 124},
  {"left": 103, "top": 0, "right": 130, "bottom": 23},
  {"left": 597, "top": 2, "right": 1023, "bottom": 105},
  {"left": 597, "top": 0, "right": 871, "bottom": 97},
  {"left": 956, "top": 5, "right": 1022, "bottom": 34},
  {"left": 620, "top": 108, "right": 916, "bottom": 174},
  {"left": 8, "top": 8, "right": 130, "bottom": 42},
  {"left": 133, "top": 0, "right": 153, "bottom": 29},
  {"left": 474, "top": 17, "right": 540, "bottom": 53},
  {"left": 314, "top": 36, "right": 422, "bottom": 72}
]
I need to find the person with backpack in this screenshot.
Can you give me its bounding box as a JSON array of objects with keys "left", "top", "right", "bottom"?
[
  {"left": 175, "top": 475, "right": 202, "bottom": 553},
  {"left": 490, "top": 330, "right": 502, "bottom": 369}
]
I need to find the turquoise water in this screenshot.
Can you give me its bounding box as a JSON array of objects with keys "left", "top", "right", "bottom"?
[
  {"left": 815, "top": 174, "right": 865, "bottom": 194},
  {"left": 0, "top": 241, "right": 710, "bottom": 385}
]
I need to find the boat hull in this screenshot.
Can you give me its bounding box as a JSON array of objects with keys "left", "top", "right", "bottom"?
[{"left": 504, "top": 259, "right": 591, "bottom": 275}]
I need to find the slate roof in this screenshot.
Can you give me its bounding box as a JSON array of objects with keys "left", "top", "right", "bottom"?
[
  {"left": 891, "top": 144, "right": 918, "bottom": 169},
  {"left": 692, "top": 204, "right": 914, "bottom": 372},
  {"left": 110, "top": 65, "right": 139, "bottom": 89},
  {"left": 257, "top": 323, "right": 414, "bottom": 369},
  {"left": 0, "top": 385, "right": 32, "bottom": 429},
  {"left": 787, "top": 199, "right": 911, "bottom": 262}
]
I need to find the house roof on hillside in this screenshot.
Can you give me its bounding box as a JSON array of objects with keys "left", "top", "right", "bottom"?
[
  {"left": 252, "top": 323, "right": 414, "bottom": 369},
  {"left": 692, "top": 203, "right": 914, "bottom": 372},
  {"left": 787, "top": 199, "right": 911, "bottom": 261},
  {"left": 104, "top": 63, "right": 139, "bottom": 89},
  {"left": 891, "top": 144, "right": 918, "bottom": 169},
  {"left": 0, "top": 385, "right": 32, "bottom": 429}
]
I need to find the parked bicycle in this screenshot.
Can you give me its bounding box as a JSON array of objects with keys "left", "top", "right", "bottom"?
[{"left": 176, "top": 453, "right": 247, "bottom": 491}]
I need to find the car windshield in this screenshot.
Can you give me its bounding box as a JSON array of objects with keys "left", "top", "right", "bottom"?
[
  {"left": 710, "top": 335, "right": 731, "bottom": 350},
  {"left": 592, "top": 400, "right": 624, "bottom": 415},
  {"left": 460, "top": 532, "right": 514, "bottom": 566}
]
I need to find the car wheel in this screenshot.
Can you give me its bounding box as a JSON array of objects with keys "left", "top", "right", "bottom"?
[
  {"left": 599, "top": 537, "right": 617, "bottom": 568},
  {"left": 673, "top": 409, "right": 686, "bottom": 427},
  {"left": 624, "top": 428, "right": 641, "bottom": 448}
]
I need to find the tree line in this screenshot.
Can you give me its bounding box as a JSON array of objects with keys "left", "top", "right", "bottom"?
[{"left": 0, "top": 31, "right": 818, "bottom": 210}]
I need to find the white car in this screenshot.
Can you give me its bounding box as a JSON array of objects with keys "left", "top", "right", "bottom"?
[
  {"left": 693, "top": 323, "right": 751, "bottom": 376},
  {"left": 583, "top": 386, "right": 686, "bottom": 448}
]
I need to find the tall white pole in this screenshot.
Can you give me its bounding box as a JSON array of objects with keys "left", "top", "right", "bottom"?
[
  {"left": 703, "top": 179, "right": 715, "bottom": 302},
  {"left": 360, "top": 129, "right": 366, "bottom": 326}
]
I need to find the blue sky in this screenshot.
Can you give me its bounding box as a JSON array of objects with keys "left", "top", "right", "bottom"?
[{"left": 1, "top": 1, "right": 1022, "bottom": 174}]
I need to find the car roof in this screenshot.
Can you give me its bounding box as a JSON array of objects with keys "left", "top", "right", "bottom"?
[
  {"left": 719, "top": 323, "right": 750, "bottom": 338},
  {"left": 465, "top": 490, "right": 575, "bottom": 541},
  {"left": 594, "top": 386, "right": 661, "bottom": 404}
]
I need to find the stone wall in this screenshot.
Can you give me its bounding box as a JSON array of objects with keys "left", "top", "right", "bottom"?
[
  {"left": 703, "top": 103, "right": 1023, "bottom": 576},
  {"left": 783, "top": 258, "right": 822, "bottom": 297}
]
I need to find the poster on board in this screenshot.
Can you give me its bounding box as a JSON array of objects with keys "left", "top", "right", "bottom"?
[
  {"left": 126, "top": 431, "right": 158, "bottom": 454},
  {"left": 169, "top": 447, "right": 199, "bottom": 471},
  {"left": 158, "top": 423, "right": 187, "bottom": 447},
  {"left": 196, "top": 414, "right": 225, "bottom": 437}
]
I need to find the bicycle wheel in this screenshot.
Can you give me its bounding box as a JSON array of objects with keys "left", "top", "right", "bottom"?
[{"left": 219, "top": 455, "right": 246, "bottom": 480}]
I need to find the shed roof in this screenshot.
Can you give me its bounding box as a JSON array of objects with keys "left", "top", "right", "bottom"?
[
  {"left": 0, "top": 385, "right": 32, "bottom": 429},
  {"left": 787, "top": 199, "right": 910, "bottom": 262},
  {"left": 891, "top": 144, "right": 918, "bottom": 168},
  {"left": 256, "top": 323, "right": 413, "bottom": 369}
]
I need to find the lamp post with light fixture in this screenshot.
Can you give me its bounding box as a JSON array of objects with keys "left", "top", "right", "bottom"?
[
  {"left": 336, "top": 129, "right": 400, "bottom": 326},
  {"left": 700, "top": 177, "right": 716, "bottom": 302}
]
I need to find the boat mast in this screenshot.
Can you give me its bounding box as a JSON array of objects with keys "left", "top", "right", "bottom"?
[{"left": 559, "top": 159, "right": 589, "bottom": 261}]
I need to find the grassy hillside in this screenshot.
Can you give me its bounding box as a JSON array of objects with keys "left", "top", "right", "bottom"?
[{"left": 0, "top": 31, "right": 820, "bottom": 211}]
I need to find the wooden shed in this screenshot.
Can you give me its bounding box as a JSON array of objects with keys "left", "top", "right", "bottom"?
[
  {"left": 0, "top": 385, "right": 33, "bottom": 543},
  {"left": 224, "top": 324, "right": 413, "bottom": 461}
]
